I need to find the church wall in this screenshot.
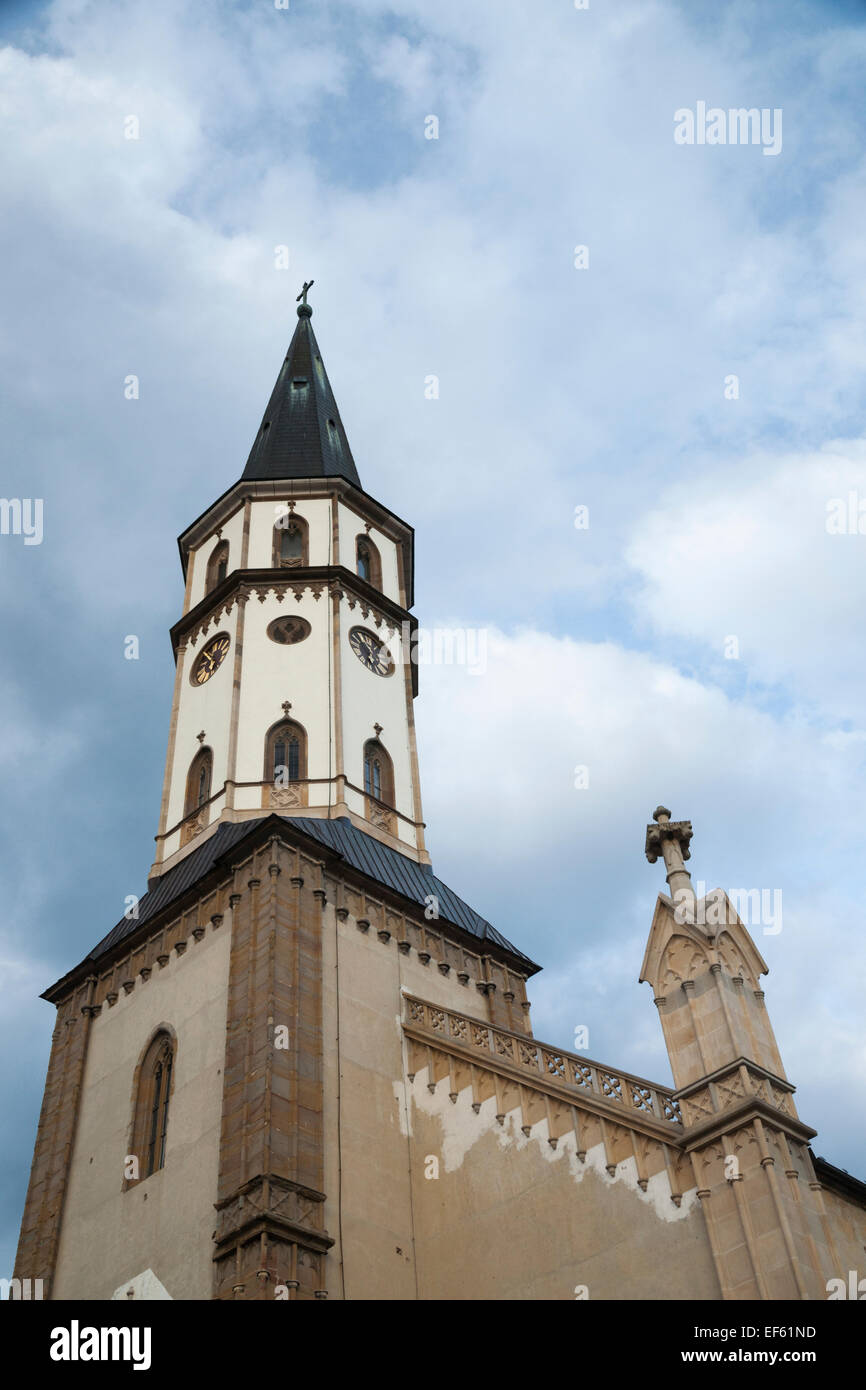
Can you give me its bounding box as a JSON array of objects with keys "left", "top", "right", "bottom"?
[
  {"left": 820, "top": 1186, "right": 866, "bottom": 1284},
  {"left": 407, "top": 1090, "right": 721, "bottom": 1300},
  {"left": 186, "top": 504, "right": 245, "bottom": 613},
  {"left": 337, "top": 500, "right": 401, "bottom": 605},
  {"left": 50, "top": 921, "right": 231, "bottom": 1300},
  {"left": 317, "top": 902, "right": 718, "bottom": 1300},
  {"left": 246, "top": 496, "right": 333, "bottom": 567},
  {"left": 163, "top": 604, "right": 241, "bottom": 842},
  {"left": 320, "top": 900, "right": 497, "bottom": 1298},
  {"left": 340, "top": 611, "right": 416, "bottom": 834},
  {"left": 234, "top": 588, "right": 334, "bottom": 790}
]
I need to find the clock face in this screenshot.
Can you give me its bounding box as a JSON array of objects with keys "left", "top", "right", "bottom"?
[
  {"left": 349, "top": 626, "right": 394, "bottom": 677},
  {"left": 191, "top": 633, "right": 230, "bottom": 685}
]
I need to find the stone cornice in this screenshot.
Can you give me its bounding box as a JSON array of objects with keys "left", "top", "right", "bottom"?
[
  {"left": 673, "top": 1057, "right": 802, "bottom": 1133},
  {"left": 213, "top": 1176, "right": 334, "bottom": 1258},
  {"left": 678, "top": 1096, "right": 817, "bottom": 1152},
  {"left": 674, "top": 1057, "right": 794, "bottom": 1101}
]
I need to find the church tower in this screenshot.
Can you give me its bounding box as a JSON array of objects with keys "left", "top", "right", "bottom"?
[
  {"left": 13, "top": 290, "right": 539, "bottom": 1301},
  {"left": 154, "top": 283, "right": 426, "bottom": 872}
]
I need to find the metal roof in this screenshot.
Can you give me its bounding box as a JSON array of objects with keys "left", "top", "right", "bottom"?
[
  {"left": 241, "top": 305, "right": 362, "bottom": 489},
  {"left": 81, "top": 816, "right": 538, "bottom": 973}
]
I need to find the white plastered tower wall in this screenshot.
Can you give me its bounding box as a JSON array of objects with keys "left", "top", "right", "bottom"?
[{"left": 153, "top": 483, "right": 425, "bottom": 874}]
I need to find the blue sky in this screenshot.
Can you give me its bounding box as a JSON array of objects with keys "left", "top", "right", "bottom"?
[{"left": 2, "top": 0, "right": 866, "bottom": 1279}]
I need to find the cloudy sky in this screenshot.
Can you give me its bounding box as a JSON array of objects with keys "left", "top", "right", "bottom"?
[{"left": 2, "top": 0, "right": 866, "bottom": 1277}]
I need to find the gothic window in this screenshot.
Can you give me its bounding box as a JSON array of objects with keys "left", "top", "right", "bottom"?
[
  {"left": 356, "top": 535, "right": 382, "bottom": 589},
  {"left": 184, "top": 746, "right": 212, "bottom": 821},
  {"left": 363, "top": 738, "right": 394, "bottom": 808},
  {"left": 205, "top": 539, "right": 229, "bottom": 593},
  {"left": 127, "top": 1030, "right": 175, "bottom": 1186},
  {"left": 273, "top": 512, "right": 308, "bottom": 568},
  {"left": 264, "top": 719, "right": 308, "bottom": 788}
]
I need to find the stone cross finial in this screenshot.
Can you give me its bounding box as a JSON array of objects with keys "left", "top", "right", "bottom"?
[
  {"left": 196, "top": 730, "right": 206, "bottom": 744},
  {"left": 281, "top": 701, "right": 292, "bottom": 717},
  {"left": 645, "top": 805, "right": 695, "bottom": 906},
  {"left": 296, "top": 279, "right": 314, "bottom": 306}
]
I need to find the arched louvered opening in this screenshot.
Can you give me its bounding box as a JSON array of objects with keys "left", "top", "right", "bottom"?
[
  {"left": 356, "top": 534, "right": 382, "bottom": 590},
  {"left": 205, "top": 539, "right": 229, "bottom": 593},
  {"left": 273, "top": 512, "right": 309, "bottom": 568},
  {"left": 182, "top": 746, "right": 213, "bottom": 844}
]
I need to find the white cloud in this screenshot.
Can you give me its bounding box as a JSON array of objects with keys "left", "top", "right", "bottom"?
[{"left": 626, "top": 439, "right": 866, "bottom": 719}]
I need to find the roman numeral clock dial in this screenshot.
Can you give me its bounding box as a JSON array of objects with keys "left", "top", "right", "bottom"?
[
  {"left": 191, "top": 633, "right": 230, "bottom": 686},
  {"left": 349, "top": 626, "right": 394, "bottom": 676}
]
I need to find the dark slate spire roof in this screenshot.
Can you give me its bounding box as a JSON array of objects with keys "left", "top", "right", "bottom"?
[{"left": 241, "top": 300, "right": 362, "bottom": 488}]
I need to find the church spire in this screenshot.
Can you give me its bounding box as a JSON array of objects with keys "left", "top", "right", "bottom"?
[{"left": 242, "top": 286, "right": 362, "bottom": 489}]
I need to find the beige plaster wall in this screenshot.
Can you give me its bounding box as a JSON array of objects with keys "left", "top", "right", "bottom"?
[
  {"left": 408, "top": 1094, "right": 721, "bottom": 1300},
  {"left": 51, "top": 923, "right": 230, "bottom": 1300},
  {"left": 319, "top": 904, "right": 721, "bottom": 1301},
  {"left": 320, "top": 904, "right": 489, "bottom": 1299},
  {"left": 821, "top": 1185, "right": 866, "bottom": 1286}
]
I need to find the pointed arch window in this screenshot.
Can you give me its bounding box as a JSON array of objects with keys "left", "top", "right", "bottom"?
[
  {"left": 363, "top": 738, "right": 395, "bottom": 810},
  {"left": 184, "top": 746, "right": 212, "bottom": 817},
  {"left": 273, "top": 512, "right": 309, "bottom": 568},
  {"left": 182, "top": 746, "right": 212, "bottom": 843},
  {"left": 356, "top": 535, "right": 382, "bottom": 590},
  {"left": 263, "top": 718, "right": 308, "bottom": 808},
  {"left": 205, "top": 540, "right": 229, "bottom": 593},
  {"left": 127, "top": 1030, "right": 175, "bottom": 1187}
]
